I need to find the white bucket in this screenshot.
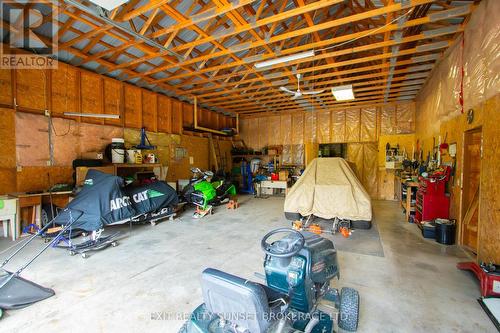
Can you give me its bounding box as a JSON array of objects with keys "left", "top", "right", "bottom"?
[{"left": 111, "top": 138, "right": 125, "bottom": 163}]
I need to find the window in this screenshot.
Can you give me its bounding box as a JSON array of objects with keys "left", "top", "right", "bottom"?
[{"left": 319, "top": 143, "right": 347, "bottom": 158}]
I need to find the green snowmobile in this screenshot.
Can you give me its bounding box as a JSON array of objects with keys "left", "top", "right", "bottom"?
[{"left": 182, "top": 168, "right": 237, "bottom": 212}]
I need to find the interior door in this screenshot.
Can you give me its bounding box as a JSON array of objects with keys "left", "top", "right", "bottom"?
[{"left": 461, "top": 128, "right": 482, "bottom": 252}]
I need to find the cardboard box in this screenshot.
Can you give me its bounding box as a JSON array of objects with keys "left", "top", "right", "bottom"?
[
  {"left": 268, "top": 149, "right": 278, "bottom": 156},
  {"left": 279, "top": 170, "right": 289, "bottom": 181}
]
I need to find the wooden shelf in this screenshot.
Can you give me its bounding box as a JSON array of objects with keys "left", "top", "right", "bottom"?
[
  {"left": 396, "top": 176, "right": 419, "bottom": 222},
  {"left": 113, "top": 163, "right": 161, "bottom": 168},
  {"left": 232, "top": 154, "right": 279, "bottom": 158}
]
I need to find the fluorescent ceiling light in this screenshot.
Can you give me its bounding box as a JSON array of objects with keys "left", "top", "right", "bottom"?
[
  {"left": 88, "top": 0, "right": 129, "bottom": 11},
  {"left": 254, "top": 50, "right": 315, "bottom": 69},
  {"left": 64, "top": 112, "right": 120, "bottom": 119},
  {"left": 331, "top": 85, "right": 355, "bottom": 101}
]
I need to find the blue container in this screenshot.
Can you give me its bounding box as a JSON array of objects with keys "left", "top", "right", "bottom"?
[{"left": 422, "top": 222, "right": 436, "bottom": 239}]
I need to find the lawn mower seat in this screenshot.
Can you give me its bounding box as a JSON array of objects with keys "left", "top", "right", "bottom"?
[{"left": 201, "top": 268, "right": 284, "bottom": 333}]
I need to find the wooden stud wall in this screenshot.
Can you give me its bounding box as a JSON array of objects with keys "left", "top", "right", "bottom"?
[
  {"left": 124, "top": 84, "right": 142, "bottom": 128},
  {"left": 0, "top": 108, "right": 17, "bottom": 194},
  {"left": 0, "top": 61, "right": 235, "bottom": 134},
  {"left": 0, "top": 61, "right": 236, "bottom": 195},
  {"left": 416, "top": 93, "right": 500, "bottom": 263},
  {"left": 240, "top": 102, "right": 415, "bottom": 150},
  {"left": 81, "top": 72, "right": 104, "bottom": 124},
  {"left": 239, "top": 102, "right": 416, "bottom": 199},
  {"left": 0, "top": 69, "right": 13, "bottom": 106},
  {"left": 51, "top": 63, "right": 79, "bottom": 117}
]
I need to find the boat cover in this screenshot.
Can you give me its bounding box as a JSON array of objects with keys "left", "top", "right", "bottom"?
[
  {"left": 284, "top": 158, "right": 372, "bottom": 221},
  {"left": 53, "top": 170, "right": 178, "bottom": 231}
]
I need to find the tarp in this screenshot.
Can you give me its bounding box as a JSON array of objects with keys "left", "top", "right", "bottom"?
[
  {"left": 54, "top": 170, "right": 178, "bottom": 231},
  {"left": 284, "top": 158, "right": 372, "bottom": 221}
]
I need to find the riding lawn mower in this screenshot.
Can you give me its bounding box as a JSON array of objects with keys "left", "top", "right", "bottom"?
[{"left": 180, "top": 228, "right": 360, "bottom": 333}]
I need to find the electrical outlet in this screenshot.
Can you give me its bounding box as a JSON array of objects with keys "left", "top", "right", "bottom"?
[
  {"left": 189, "top": 156, "right": 194, "bottom": 165},
  {"left": 46, "top": 160, "right": 52, "bottom": 166},
  {"left": 16, "top": 166, "right": 22, "bottom": 172}
]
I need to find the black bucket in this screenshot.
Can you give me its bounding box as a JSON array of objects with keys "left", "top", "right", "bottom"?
[{"left": 435, "top": 219, "right": 456, "bottom": 245}]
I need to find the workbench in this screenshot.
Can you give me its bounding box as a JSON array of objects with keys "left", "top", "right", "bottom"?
[
  {"left": 6, "top": 191, "right": 72, "bottom": 240},
  {"left": 395, "top": 176, "right": 419, "bottom": 222},
  {"left": 76, "top": 163, "right": 164, "bottom": 186},
  {"left": 258, "top": 180, "right": 288, "bottom": 196}
]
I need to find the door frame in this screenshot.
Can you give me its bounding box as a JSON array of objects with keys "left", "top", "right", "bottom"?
[{"left": 459, "top": 126, "right": 482, "bottom": 252}]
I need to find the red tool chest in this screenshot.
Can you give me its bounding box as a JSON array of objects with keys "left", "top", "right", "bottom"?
[{"left": 414, "top": 167, "right": 451, "bottom": 225}]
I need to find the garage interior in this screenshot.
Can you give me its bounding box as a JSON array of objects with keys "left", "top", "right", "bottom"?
[{"left": 0, "top": 0, "right": 499, "bottom": 332}]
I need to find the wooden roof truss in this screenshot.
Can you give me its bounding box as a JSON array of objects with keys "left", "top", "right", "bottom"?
[{"left": 1, "top": 0, "right": 478, "bottom": 116}]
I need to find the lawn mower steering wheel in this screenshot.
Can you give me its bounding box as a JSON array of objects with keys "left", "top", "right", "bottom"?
[{"left": 261, "top": 228, "right": 305, "bottom": 258}]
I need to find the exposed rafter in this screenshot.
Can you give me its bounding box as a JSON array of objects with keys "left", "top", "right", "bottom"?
[{"left": 0, "top": 0, "right": 476, "bottom": 115}]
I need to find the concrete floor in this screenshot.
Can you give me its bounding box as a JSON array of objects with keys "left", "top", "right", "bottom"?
[{"left": 0, "top": 198, "right": 495, "bottom": 333}]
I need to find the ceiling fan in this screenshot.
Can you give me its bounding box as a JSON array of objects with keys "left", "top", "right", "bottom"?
[{"left": 279, "top": 73, "right": 324, "bottom": 99}]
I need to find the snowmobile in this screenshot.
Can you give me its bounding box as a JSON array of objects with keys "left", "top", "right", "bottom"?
[
  {"left": 182, "top": 167, "right": 236, "bottom": 213},
  {"left": 180, "top": 228, "right": 360, "bottom": 333},
  {"left": 51, "top": 170, "right": 179, "bottom": 258}
]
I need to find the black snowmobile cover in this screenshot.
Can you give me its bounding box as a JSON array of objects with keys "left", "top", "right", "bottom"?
[{"left": 54, "top": 170, "right": 178, "bottom": 231}]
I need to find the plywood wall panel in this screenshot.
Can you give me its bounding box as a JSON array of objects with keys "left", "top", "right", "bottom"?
[
  {"left": 239, "top": 119, "right": 250, "bottom": 147},
  {"left": 79, "top": 122, "right": 123, "bottom": 154},
  {"left": 0, "top": 108, "right": 16, "bottom": 168},
  {"left": 0, "top": 168, "right": 16, "bottom": 194},
  {"left": 182, "top": 103, "right": 194, "bottom": 128},
  {"left": 15, "top": 69, "right": 47, "bottom": 111},
  {"left": 51, "top": 63, "right": 78, "bottom": 116},
  {"left": 124, "top": 84, "right": 142, "bottom": 128},
  {"left": 258, "top": 117, "right": 269, "bottom": 149},
  {"left": 81, "top": 72, "right": 103, "bottom": 124},
  {"left": 478, "top": 95, "right": 500, "bottom": 263},
  {"left": 209, "top": 111, "right": 218, "bottom": 130},
  {"left": 15, "top": 112, "right": 49, "bottom": 166},
  {"left": 103, "top": 78, "right": 122, "bottom": 126},
  {"left": 247, "top": 118, "right": 259, "bottom": 150},
  {"left": 16, "top": 166, "right": 73, "bottom": 192},
  {"left": 0, "top": 69, "right": 13, "bottom": 106},
  {"left": 157, "top": 95, "right": 172, "bottom": 133},
  {"left": 377, "top": 169, "right": 396, "bottom": 200},
  {"left": 142, "top": 90, "right": 157, "bottom": 132},
  {"left": 51, "top": 117, "right": 80, "bottom": 166},
  {"left": 168, "top": 135, "right": 209, "bottom": 181},
  {"left": 171, "top": 100, "right": 183, "bottom": 134},
  {"left": 268, "top": 116, "right": 280, "bottom": 145},
  {"left": 199, "top": 109, "right": 209, "bottom": 127}
]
